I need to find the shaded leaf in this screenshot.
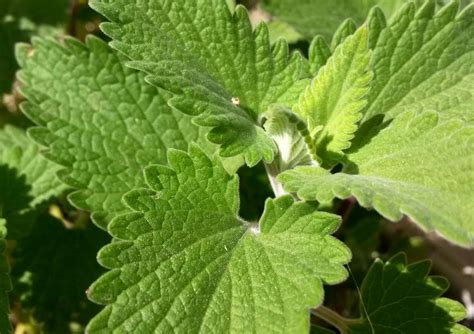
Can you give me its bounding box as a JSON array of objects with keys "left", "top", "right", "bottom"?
[
  {"left": 347, "top": 254, "right": 470, "bottom": 333},
  {"left": 0, "top": 126, "right": 66, "bottom": 238}
]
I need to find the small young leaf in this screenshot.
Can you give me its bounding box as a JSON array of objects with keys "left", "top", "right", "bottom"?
[
  {"left": 294, "top": 27, "right": 373, "bottom": 164},
  {"left": 17, "top": 37, "right": 214, "bottom": 229},
  {"left": 87, "top": 146, "right": 350, "bottom": 333},
  {"left": 263, "top": 105, "right": 313, "bottom": 174},
  {"left": 90, "top": 0, "right": 310, "bottom": 166},
  {"left": 347, "top": 253, "right": 470, "bottom": 333},
  {"left": 280, "top": 111, "right": 474, "bottom": 246}
]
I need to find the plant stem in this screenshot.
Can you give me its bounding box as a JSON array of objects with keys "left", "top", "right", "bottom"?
[
  {"left": 311, "top": 306, "right": 355, "bottom": 334},
  {"left": 264, "top": 162, "right": 287, "bottom": 198}
]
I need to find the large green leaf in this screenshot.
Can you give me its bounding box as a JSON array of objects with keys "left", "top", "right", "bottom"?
[
  {"left": 305, "top": 0, "right": 474, "bottom": 130},
  {"left": 362, "top": 0, "right": 474, "bottom": 125},
  {"left": 280, "top": 1, "right": 474, "bottom": 246},
  {"left": 90, "top": 0, "right": 311, "bottom": 166},
  {"left": 17, "top": 36, "right": 214, "bottom": 229},
  {"left": 280, "top": 111, "right": 474, "bottom": 246},
  {"left": 347, "top": 254, "right": 469, "bottom": 333},
  {"left": 87, "top": 145, "right": 350, "bottom": 333},
  {"left": 294, "top": 26, "right": 372, "bottom": 164},
  {"left": 0, "top": 218, "right": 11, "bottom": 334},
  {"left": 0, "top": 125, "right": 66, "bottom": 238}
]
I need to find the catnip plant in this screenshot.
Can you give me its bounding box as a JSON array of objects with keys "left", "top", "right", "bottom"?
[{"left": 0, "top": 0, "right": 473, "bottom": 333}]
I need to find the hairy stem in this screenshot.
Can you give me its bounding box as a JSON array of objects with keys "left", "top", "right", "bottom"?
[
  {"left": 312, "top": 306, "right": 357, "bottom": 334},
  {"left": 264, "top": 162, "right": 287, "bottom": 197}
]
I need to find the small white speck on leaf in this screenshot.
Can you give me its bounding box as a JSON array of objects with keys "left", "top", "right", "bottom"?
[
  {"left": 231, "top": 97, "right": 240, "bottom": 106},
  {"left": 249, "top": 223, "right": 260, "bottom": 235}
]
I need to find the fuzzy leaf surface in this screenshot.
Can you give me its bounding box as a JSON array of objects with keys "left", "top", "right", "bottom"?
[
  {"left": 90, "top": 0, "right": 310, "bottom": 166},
  {"left": 0, "top": 125, "right": 66, "bottom": 238},
  {"left": 347, "top": 254, "right": 469, "bottom": 333},
  {"left": 87, "top": 146, "right": 350, "bottom": 333},
  {"left": 280, "top": 111, "right": 474, "bottom": 246},
  {"left": 363, "top": 0, "right": 474, "bottom": 124},
  {"left": 263, "top": 105, "right": 313, "bottom": 174},
  {"left": 294, "top": 27, "right": 372, "bottom": 164},
  {"left": 18, "top": 36, "right": 213, "bottom": 229}
]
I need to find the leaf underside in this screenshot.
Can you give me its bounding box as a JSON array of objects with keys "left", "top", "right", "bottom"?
[
  {"left": 17, "top": 36, "right": 214, "bottom": 229},
  {"left": 87, "top": 146, "right": 350, "bottom": 333},
  {"left": 90, "top": 0, "right": 312, "bottom": 166},
  {"left": 348, "top": 253, "right": 470, "bottom": 333}
]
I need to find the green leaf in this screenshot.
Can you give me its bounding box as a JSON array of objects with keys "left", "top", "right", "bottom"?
[
  {"left": 0, "top": 125, "right": 66, "bottom": 238},
  {"left": 0, "top": 218, "right": 11, "bottom": 334},
  {"left": 294, "top": 27, "right": 373, "bottom": 164},
  {"left": 347, "top": 253, "right": 470, "bottom": 333},
  {"left": 363, "top": 0, "right": 474, "bottom": 124},
  {"left": 330, "top": 18, "right": 357, "bottom": 51},
  {"left": 87, "top": 145, "right": 350, "bottom": 333},
  {"left": 12, "top": 214, "right": 108, "bottom": 332},
  {"left": 0, "top": 127, "right": 65, "bottom": 331},
  {"left": 308, "top": 36, "right": 331, "bottom": 75},
  {"left": 17, "top": 36, "right": 214, "bottom": 229},
  {"left": 280, "top": 111, "right": 474, "bottom": 246},
  {"left": 89, "top": 0, "right": 310, "bottom": 166},
  {"left": 261, "top": 0, "right": 410, "bottom": 40},
  {"left": 307, "top": 7, "right": 387, "bottom": 76}
]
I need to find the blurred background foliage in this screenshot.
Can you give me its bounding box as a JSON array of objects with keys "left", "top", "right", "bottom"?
[{"left": 0, "top": 0, "right": 472, "bottom": 333}]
